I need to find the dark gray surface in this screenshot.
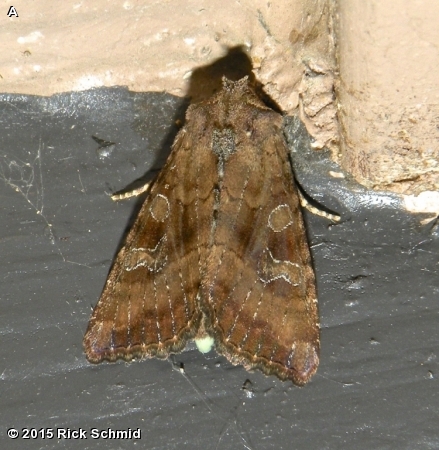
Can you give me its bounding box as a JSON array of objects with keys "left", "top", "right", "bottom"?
[{"left": 0, "top": 86, "right": 438, "bottom": 450}]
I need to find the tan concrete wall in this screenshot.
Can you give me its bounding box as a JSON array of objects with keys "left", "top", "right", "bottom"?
[{"left": 335, "top": 0, "right": 439, "bottom": 200}]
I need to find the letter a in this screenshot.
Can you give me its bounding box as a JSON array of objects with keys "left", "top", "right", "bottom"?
[{"left": 7, "top": 6, "right": 19, "bottom": 17}]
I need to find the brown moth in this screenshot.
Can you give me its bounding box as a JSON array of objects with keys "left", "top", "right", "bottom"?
[{"left": 83, "top": 77, "right": 319, "bottom": 385}]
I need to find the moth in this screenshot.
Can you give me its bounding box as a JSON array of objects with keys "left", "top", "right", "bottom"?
[{"left": 84, "top": 77, "right": 320, "bottom": 385}]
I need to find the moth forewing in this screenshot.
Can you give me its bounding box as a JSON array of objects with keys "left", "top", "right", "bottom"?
[
  {"left": 199, "top": 90, "right": 319, "bottom": 385},
  {"left": 84, "top": 127, "right": 207, "bottom": 363}
]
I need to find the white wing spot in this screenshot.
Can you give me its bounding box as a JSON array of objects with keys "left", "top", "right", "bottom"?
[
  {"left": 258, "top": 249, "right": 303, "bottom": 287},
  {"left": 124, "top": 238, "right": 168, "bottom": 272},
  {"left": 150, "top": 194, "right": 170, "bottom": 222},
  {"left": 268, "top": 204, "right": 293, "bottom": 232}
]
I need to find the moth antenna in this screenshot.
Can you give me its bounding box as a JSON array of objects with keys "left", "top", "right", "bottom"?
[
  {"left": 111, "top": 181, "right": 152, "bottom": 201},
  {"left": 298, "top": 191, "right": 340, "bottom": 222}
]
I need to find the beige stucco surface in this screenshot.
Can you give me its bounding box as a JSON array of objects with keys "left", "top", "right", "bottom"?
[{"left": 336, "top": 0, "right": 439, "bottom": 205}]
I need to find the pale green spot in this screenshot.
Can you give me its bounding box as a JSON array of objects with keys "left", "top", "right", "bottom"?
[{"left": 195, "top": 336, "right": 215, "bottom": 354}]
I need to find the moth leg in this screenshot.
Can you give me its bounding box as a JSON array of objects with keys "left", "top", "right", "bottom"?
[
  {"left": 298, "top": 191, "right": 340, "bottom": 222},
  {"left": 111, "top": 181, "right": 152, "bottom": 201}
]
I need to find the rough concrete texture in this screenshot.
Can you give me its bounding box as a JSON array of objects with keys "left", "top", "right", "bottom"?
[{"left": 335, "top": 0, "right": 439, "bottom": 200}]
